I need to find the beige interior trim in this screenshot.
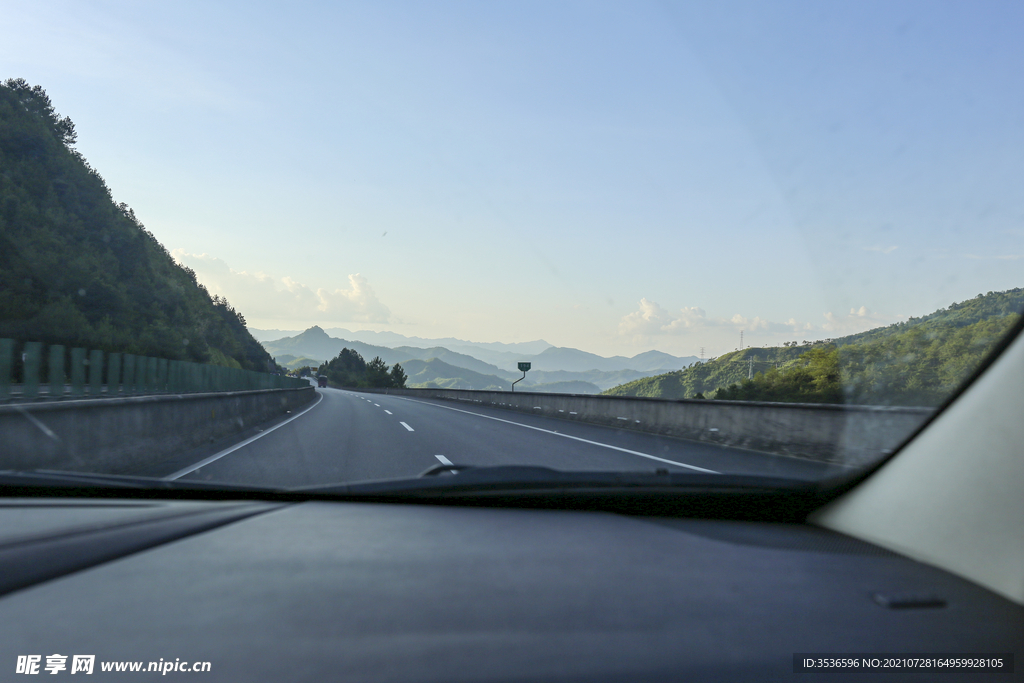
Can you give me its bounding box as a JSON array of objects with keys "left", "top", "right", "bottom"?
[{"left": 810, "top": 327, "right": 1024, "bottom": 605}]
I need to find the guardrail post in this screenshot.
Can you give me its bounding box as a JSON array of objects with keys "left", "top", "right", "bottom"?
[
  {"left": 108, "top": 353, "right": 121, "bottom": 396},
  {"left": 49, "top": 345, "right": 65, "bottom": 399},
  {"left": 89, "top": 349, "right": 103, "bottom": 396},
  {"left": 23, "top": 342, "right": 41, "bottom": 399},
  {"left": 150, "top": 357, "right": 158, "bottom": 393},
  {"left": 139, "top": 356, "right": 149, "bottom": 394},
  {"left": 142, "top": 356, "right": 153, "bottom": 393},
  {"left": 70, "top": 347, "right": 86, "bottom": 397},
  {"left": 0, "top": 339, "right": 12, "bottom": 401},
  {"left": 134, "top": 356, "right": 143, "bottom": 394},
  {"left": 123, "top": 354, "right": 135, "bottom": 395},
  {"left": 158, "top": 358, "right": 168, "bottom": 393}
]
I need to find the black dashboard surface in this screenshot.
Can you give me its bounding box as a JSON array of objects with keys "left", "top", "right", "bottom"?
[{"left": 0, "top": 499, "right": 1020, "bottom": 682}]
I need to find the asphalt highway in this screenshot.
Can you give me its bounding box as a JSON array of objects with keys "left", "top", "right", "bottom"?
[{"left": 155, "top": 387, "right": 848, "bottom": 488}]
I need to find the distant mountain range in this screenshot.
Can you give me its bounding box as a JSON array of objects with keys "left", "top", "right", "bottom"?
[
  {"left": 251, "top": 327, "right": 551, "bottom": 354},
  {"left": 258, "top": 326, "right": 698, "bottom": 392}
]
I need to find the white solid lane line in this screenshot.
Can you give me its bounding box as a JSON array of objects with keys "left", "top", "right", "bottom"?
[
  {"left": 165, "top": 392, "right": 326, "bottom": 480},
  {"left": 435, "top": 455, "right": 453, "bottom": 466},
  {"left": 400, "top": 421, "right": 415, "bottom": 432},
  {"left": 393, "top": 397, "right": 718, "bottom": 474},
  {"left": 384, "top": 410, "right": 393, "bottom": 415}
]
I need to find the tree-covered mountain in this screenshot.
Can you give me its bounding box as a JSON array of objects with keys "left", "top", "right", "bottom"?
[
  {"left": 525, "top": 346, "right": 696, "bottom": 373},
  {"left": 387, "top": 357, "right": 602, "bottom": 393},
  {"left": 401, "top": 358, "right": 510, "bottom": 391},
  {"left": 0, "top": 79, "right": 274, "bottom": 370},
  {"left": 516, "top": 380, "right": 601, "bottom": 394},
  {"left": 604, "top": 289, "right": 1023, "bottom": 407}
]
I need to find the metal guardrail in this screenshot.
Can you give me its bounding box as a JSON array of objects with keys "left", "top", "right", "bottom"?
[{"left": 0, "top": 338, "right": 305, "bottom": 402}]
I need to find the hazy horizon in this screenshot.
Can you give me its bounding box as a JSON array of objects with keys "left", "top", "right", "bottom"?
[{"left": 248, "top": 324, "right": 705, "bottom": 361}]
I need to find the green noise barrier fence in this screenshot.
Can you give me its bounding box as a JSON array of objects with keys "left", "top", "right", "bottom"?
[{"left": 0, "top": 338, "right": 305, "bottom": 401}]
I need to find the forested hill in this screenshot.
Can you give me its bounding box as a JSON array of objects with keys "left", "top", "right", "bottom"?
[
  {"left": 603, "top": 289, "right": 1022, "bottom": 407},
  {"left": 0, "top": 79, "right": 274, "bottom": 371}
]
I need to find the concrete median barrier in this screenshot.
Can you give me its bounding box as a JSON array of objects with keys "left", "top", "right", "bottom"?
[
  {"left": 0, "top": 387, "right": 316, "bottom": 474},
  {"left": 357, "top": 387, "right": 934, "bottom": 467}
]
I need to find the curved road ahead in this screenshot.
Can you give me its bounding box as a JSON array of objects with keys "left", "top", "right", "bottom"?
[{"left": 157, "top": 387, "right": 845, "bottom": 488}]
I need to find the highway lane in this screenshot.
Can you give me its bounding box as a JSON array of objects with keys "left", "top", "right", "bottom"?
[{"left": 162, "top": 388, "right": 848, "bottom": 488}]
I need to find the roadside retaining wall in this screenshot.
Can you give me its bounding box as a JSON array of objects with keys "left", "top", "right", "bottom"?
[
  {"left": 357, "top": 387, "right": 934, "bottom": 466},
  {"left": 0, "top": 386, "right": 316, "bottom": 474}
]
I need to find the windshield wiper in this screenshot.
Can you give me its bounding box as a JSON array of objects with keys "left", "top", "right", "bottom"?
[
  {"left": 292, "top": 465, "right": 833, "bottom": 520},
  {"left": 296, "top": 464, "right": 823, "bottom": 495}
]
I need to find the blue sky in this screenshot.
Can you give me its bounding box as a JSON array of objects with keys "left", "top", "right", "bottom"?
[{"left": 3, "top": 0, "right": 1021, "bottom": 356}]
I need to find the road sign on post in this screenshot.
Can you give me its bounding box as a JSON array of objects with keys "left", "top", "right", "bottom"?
[{"left": 512, "top": 362, "right": 531, "bottom": 392}]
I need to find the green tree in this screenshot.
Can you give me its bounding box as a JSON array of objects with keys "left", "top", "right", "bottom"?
[
  {"left": 389, "top": 362, "right": 407, "bottom": 388},
  {"left": 320, "top": 348, "right": 367, "bottom": 386},
  {"left": 365, "top": 356, "right": 390, "bottom": 387}
]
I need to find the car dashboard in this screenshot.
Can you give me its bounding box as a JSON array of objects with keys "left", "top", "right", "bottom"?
[{"left": 0, "top": 496, "right": 1019, "bottom": 682}]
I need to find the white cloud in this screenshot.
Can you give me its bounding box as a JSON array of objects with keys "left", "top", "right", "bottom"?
[
  {"left": 864, "top": 245, "right": 899, "bottom": 254},
  {"left": 619, "top": 299, "right": 901, "bottom": 352},
  {"left": 617, "top": 298, "right": 675, "bottom": 335},
  {"left": 820, "top": 306, "right": 895, "bottom": 335},
  {"left": 618, "top": 300, "right": 804, "bottom": 338},
  {"left": 172, "top": 250, "right": 391, "bottom": 324}
]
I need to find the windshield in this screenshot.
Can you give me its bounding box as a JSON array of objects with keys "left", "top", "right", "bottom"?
[{"left": 1, "top": 1, "right": 1021, "bottom": 492}]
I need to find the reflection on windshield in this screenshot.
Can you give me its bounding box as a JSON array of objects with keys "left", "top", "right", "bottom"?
[{"left": 0, "top": 2, "right": 1021, "bottom": 490}]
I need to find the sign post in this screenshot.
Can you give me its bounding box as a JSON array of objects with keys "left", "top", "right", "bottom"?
[{"left": 512, "top": 362, "right": 531, "bottom": 392}]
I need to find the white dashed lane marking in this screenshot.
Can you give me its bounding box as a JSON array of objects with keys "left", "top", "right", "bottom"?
[
  {"left": 393, "top": 396, "right": 718, "bottom": 474},
  {"left": 400, "top": 422, "right": 415, "bottom": 432},
  {"left": 435, "top": 455, "right": 453, "bottom": 465}
]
